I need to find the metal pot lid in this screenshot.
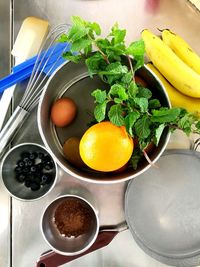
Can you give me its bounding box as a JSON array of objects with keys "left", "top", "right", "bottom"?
[{"left": 125, "top": 149, "right": 200, "bottom": 266}]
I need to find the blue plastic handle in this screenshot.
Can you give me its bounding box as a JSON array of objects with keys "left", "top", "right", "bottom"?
[{"left": 0, "top": 42, "right": 70, "bottom": 94}]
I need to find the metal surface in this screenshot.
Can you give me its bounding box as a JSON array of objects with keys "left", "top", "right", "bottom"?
[
  {"left": 0, "top": 0, "right": 200, "bottom": 266},
  {"left": 0, "top": 107, "right": 28, "bottom": 156},
  {"left": 38, "top": 61, "right": 170, "bottom": 183},
  {"left": 125, "top": 149, "right": 200, "bottom": 267},
  {"left": 0, "top": 1, "right": 11, "bottom": 267},
  {"left": 0, "top": 0, "right": 11, "bottom": 78}
]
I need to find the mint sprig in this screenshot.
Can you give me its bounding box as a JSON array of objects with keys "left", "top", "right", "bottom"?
[{"left": 59, "top": 16, "right": 200, "bottom": 170}]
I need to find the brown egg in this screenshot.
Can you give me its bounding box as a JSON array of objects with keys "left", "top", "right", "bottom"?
[
  {"left": 63, "top": 137, "right": 85, "bottom": 168},
  {"left": 50, "top": 97, "right": 77, "bottom": 127}
]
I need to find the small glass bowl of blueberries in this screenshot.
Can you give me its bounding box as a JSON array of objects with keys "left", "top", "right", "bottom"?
[{"left": 1, "top": 143, "right": 57, "bottom": 201}]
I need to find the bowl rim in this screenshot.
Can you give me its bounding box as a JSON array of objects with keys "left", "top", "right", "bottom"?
[
  {"left": 40, "top": 194, "right": 100, "bottom": 256},
  {"left": 37, "top": 61, "right": 171, "bottom": 184},
  {"left": 0, "top": 142, "right": 58, "bottom": 201}
]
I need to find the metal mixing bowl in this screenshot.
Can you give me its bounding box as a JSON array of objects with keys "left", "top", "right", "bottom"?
[
  {"left": 0, "top": 143, "right": 57, "bottom": 201},
  {"left": 41, "top": 194, "right": 99, "bottom": 256},
  {"left": 38, "top": 60, "right": 170, "bottom": 183}
]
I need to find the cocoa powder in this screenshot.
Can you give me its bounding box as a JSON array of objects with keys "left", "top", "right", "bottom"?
[{"left": 54, "top": 198, "right": 93, "bottom": 238}]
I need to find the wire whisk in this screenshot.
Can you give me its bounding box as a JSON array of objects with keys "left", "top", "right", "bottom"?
[{"left": 0, "top": 24, "right": 70, "bottom": 156}]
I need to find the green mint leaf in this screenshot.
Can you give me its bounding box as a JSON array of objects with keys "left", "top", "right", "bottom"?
[
  {"left": 85, "top": 52, "right": 105, "bottom": 77},
  {"left": 87, "top": 22, "right": 101, "bottom": 35},
  {"left": 121, "top": 71, "right": 133, "bottom": 85},
  {"left": 130, "top": 148, "right": 143, "bottom": 170},
  {"left": 125, "top": 111, "right": 140, "bottom": 136},
  {"left": 96, "top": 38, "right": 111, "bottom": 51},
  {"left": 136, "top": 87, "right": 152, "bottom": 99},
  {"left": 91, "top": 89, "right": 107, "bottom": 104},
  {"left": 133, "top": 55, "right": 144, "bottom": 71},
  {"left": 104, "top": 74, "right": 122, "bottom": 85},
  {"left": 71, "top": 38, "right": 92, "bottom": 53},
  {"left": 57, "top": 33, "right": 68, "bottom": 43},
  {"left": 67, "top": 25, "right": 88, "bottom": 43},
  {"left": 126, "top": 39, "right": 145, "bottom": 57},
  {"left": 105, "top": 44, "right": 126, "bottom": 59},
  {"left": 148, "top": 99, "right": 161, "bottom": 109},
  {"left": 99, "top": 62, "right": 128, "bottom": 75},
  {"left": 62, "top": 52, "right": 82, "bottom": 63},
  {"left": 113, "top": 98, "right": 123, "bottom": 104},
  {"left": 135, "top": 114, "right": 151, "bottom": 139},
  {"left": 108, "top": 104, "right": 125, "bottom": 126},
  {"left": 154, "top": 124, "right": 165, "bottom": 146},
  {"left": 139, "top": 140, "right": 151, "bottom": 150},
  {"left": 134, "top": 97, "right": 148, "bottom": 112},
  {"left": 177, "top": 113, "right": 194, "bottom": 136},
  {"left": 84, "top": 44, "right": 92, "bottom": 56},
  {"left": 196, "top": 121, "right": 200, "bottom": 130},
  {"left": 71, "top": 16, "right": 86, "bottom": 27},
  {"left": 128, "top": 81, "right": 138, "bottom": 98},
  {"left": 151, "top": 107, "right": 181, "bottom": 123},
  {"left": 110, "top": 23, "right": 126, "bottom": 44},
  {"left": 109, "top": 84, "right": 128, "bottom": 101},
  {"left": 94, "top": 102, "right": 107, "bottom": 122}
]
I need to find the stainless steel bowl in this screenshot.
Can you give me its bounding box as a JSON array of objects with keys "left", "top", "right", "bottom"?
[
  {"left": 40, "top": 194, "right": 99, "bottom": 256},
  {"left": 38, "top": 61, "right": 170, "bottom": 183},
  {"left": 0, "top": 143, "right": 57, "bottom": 201}
]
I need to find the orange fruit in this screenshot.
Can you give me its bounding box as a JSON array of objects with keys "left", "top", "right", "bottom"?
[{"left": 79, "top": 121, "right": 134, "bottom": 172}]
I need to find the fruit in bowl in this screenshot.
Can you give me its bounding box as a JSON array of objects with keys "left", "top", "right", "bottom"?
[
  {"left": 38, "top": 17, "right": 200, "bottom": 183},
  {"left": 79, "top": 121, "right": 134, "bottom": 172}
]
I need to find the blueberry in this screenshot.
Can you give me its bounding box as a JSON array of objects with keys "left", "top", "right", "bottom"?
[
  {"left": 21, "top": 151, "right": 30, "bottom": 159},
  {"left": 43, "top": 155, "right": 52, "bottom": 163},
  {"left": 31, "top": 183, "right": 40, "bottom": 191},
  {"left": 27, "top": 160, "right": 34, "bottom": 166},
  {"left": 40, "top": 173, "right": 53, "bottom": 185},
  {"left": 16, "top": 173, "right": 26, "bottom": 183},
  {"left": 27, "top": 172, "right": 35, "bottom": 180},
  {"left": 38, "top": 152, "right": 45, "bottom": 160},
  {"left": 15, "top": 166, "right": 22, "bottom": 173},
  {"left": 23, "top": 157, "right": 30, "bottom": 163},
  {"left": 29, "top": 152, "right": 38, "bottom": 160},
  {"left": 30, "top": 166, "right": 37, "bottom": 173},
  {"left": 44, "top": 161, "right": 54, "bottom": 170},
  {"left": 36, "top": 163, "right": 43, "bottom": 170},
  {"left": 30, "top": 182, "right": 40, "bottom": 191},
  {"left": 22, "top": 167, "right": 30, "bottom": 173},
  {"left": 17, "top": 160, "right": 24, "bottom": 168},
  {"left": 34, "top": 176, "right": 42, "bottom": 184},
  {"left": 44, "top": 164, "right": 51, "bottom": 171},
  {"left": 24, "top": 178, "right": 31, "bottom": 188}
]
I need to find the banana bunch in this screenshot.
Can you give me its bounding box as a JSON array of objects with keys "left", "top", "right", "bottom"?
[
  {"left": 147, "top": 63, "right": 200, "bottom": 117},
  {"left": 141, "top": 29, "right": 200, "bottom": 116}
]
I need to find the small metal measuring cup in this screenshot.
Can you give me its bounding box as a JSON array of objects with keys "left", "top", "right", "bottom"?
[{"left": 40, "top": 194, "right": 99, "bottom": 256}]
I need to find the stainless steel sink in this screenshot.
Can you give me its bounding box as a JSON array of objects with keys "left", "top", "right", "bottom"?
[{"left": 1, "top": 0, "right": 200, "bottom": 266}]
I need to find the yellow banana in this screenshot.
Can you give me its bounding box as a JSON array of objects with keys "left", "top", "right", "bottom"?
[
  {"left": 147, "top": 63, "right": 200, "bottom": 117},
  {"left": 141, "top": 29, "right": 200, "bottom": 98},
  {"left": 162, "top": 29, "right": 200, "bottom": 75}
]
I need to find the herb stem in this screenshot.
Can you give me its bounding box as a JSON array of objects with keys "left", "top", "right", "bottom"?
[
  {"left": 127, "top": 56, "right": 135, "bottom": 81},
  {"left": 95, "top": 44, "right": 110, "bottom": 64},
  {"left": 87, "top": 33, "right": 110, "bottom": 64}
]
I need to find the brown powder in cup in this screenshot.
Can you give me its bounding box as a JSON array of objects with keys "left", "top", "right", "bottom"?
[{"left": 54, "top": 198, "right": 93, "bottom": 238}]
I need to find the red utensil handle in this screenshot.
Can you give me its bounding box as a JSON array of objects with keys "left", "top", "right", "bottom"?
[{"left": 36, "top": 230, "right": 119, "bottom": 267}]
